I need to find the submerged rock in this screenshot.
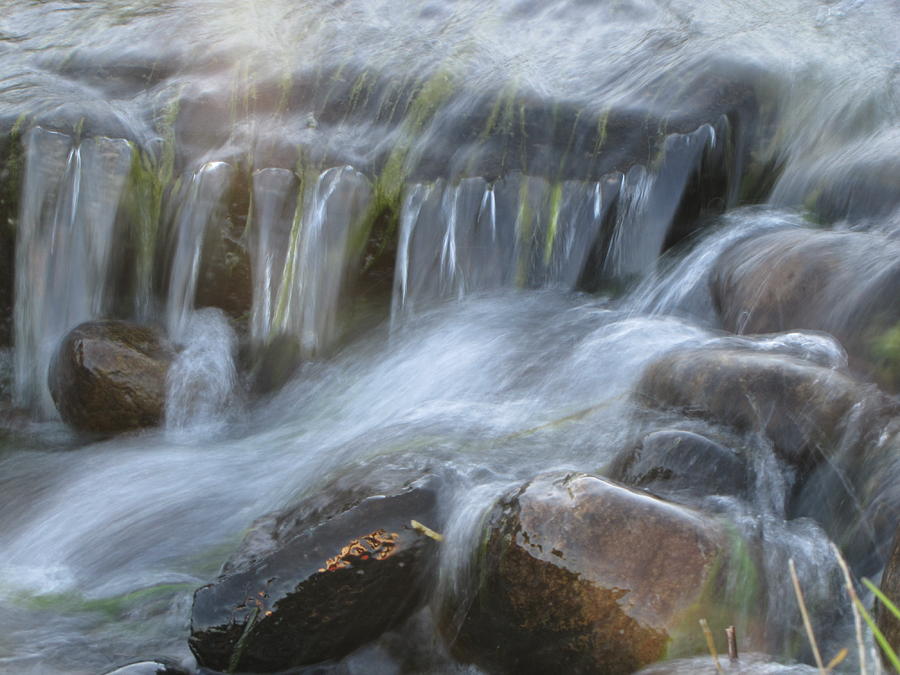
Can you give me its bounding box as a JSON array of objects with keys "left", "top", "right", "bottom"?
[
  {"left": 48, "top": 320, "right": 175, "bottom": 433},
  {"left": 100, "top": 659, "right": 189, "bottom": 675},
  {"left": 634, "top": 347, "right": 891, "bottom": 472},
  {"left": 877, "top": 525, "right": 900, "bottom": 662},
  {"left": 189, "top": 478, "right": 442, "bottom": 673},
  {"left": 608, "top": 429, "right": 749, "bottom": 499},
  {"left": 711, "top": 228, "right": 900, "bottom": 392},
  {"left": 451, "top": 473, "right": 760, "bottom": 674}
]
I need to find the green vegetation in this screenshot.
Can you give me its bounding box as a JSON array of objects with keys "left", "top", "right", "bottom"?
[
  {"left": 870, "top": 321, "right": 900, "bottom": 390},
  {"left": 13, "top": 583, "right": 193, "bottom": 621}
]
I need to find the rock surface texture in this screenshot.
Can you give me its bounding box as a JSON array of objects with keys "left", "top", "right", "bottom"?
[
  {"left": 452, "top": 473, "right": 756, "bottom": 675},
  {"left": 711, "top": 228, "right": 900, "bottom": 391},
  {"left": 635, "top": 347, "right": 892, "bottom": 472},
  {"left": 48, "top": 320, "right": 174, "bottom": 433},
  {"left": 877, "top": 525, "right": 900, "bottom": 662},
  {"left": 189, "top": 480, "right": 442, "bottom": 672}
]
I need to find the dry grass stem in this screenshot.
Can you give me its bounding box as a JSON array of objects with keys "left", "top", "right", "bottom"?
[
  {"left": 699, "top": 618, "right": 725, "bottom": 675},
  {"left": 789, "top": 558, "right": 826, "bottom": 674},
  {"left": 830, "top": 542, "right": 867, "bottom": 674}
]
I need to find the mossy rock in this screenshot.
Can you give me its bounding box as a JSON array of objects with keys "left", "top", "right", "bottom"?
[{"left": 451, "top": 473, "right": 762, "bottom": 674}]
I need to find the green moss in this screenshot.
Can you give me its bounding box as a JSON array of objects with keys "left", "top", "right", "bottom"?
[
  {"left": 270, "top": 155, "right": 308, "bottom": 335},
  {"left": 13, "top": 583, "right": 193, "bottom": 620},
  {"left": 543, "top": 182, "right": 563, "bottom": 266},
  {"left": 666, "top": 525, "right": 762, "bottom": 660},
  {"left": 515, "top": 177, "right": 534, "bottom": 287},
  {"left": 357, "top": 69, "right": 457, "bottom": 269},
  {"left": 592, "top": 108, "right": 610, "bottom": 158},
  {"left": 347, "top": 70, "right": 371, "bottom": 118},
  {"left": 870, "top": 321, "right": 900, "bottom": 390}
]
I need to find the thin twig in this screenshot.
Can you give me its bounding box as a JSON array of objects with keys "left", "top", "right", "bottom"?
[
  {"left": 725, "top": 625, "right": 738, "bottom": 663},
  {"left": 699, "top": 618, "right": 725, "bottom": 675},
  {"left": 825, "top": 647, "right": 848, "bottom": 672},
  {"left": 830, "top": 542, "right": 867, "bottom": 674},
  {"left": 789, "top": 558, "right": 826, "bottom": 674}
]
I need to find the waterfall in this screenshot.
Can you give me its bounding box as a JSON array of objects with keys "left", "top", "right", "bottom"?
[
  {"left": 258, "top": 165, "right": 373, "bottom": 356},
  {"left": 164, "top": 162, "right": 235, "bottom": 344},
  {"left": 393, "top": 174, "right": 611, "bottom": 315}
]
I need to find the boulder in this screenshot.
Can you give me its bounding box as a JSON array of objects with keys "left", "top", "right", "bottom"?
[
  {"left": 189, "top": 477, "right": 443, "bottom": 673},
  {"left": 608, "top": 429, "right": 749, "bottom": 499},
  {"left": 451, "top": 473, "right": 762, "bottom": 675},
  {"left": 634, "top": 347, "right": 893, "bottom": 472},
  {"left": 711, "top": 228, "right": 900, "bottom": 392},
  {"left": 48, "top": 320, "right": 174, "bottom": 433},
  {"left": 877, "top": 525, "right": 900, "bottom": 662}
]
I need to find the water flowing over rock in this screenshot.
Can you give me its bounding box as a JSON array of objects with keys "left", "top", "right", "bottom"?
[
  {"left": 878, "top": 525, "right": 900, "bottom": 663},
  {"left": 711, "top": 228, "right": 900, "bottom": 392},
  {"left": 189, "top": 477, "right": 442, "bottom": 672},
  {"left": 634, "top": 346, "right": 893, "bottom": 472},
  {"left": 608, "top": 429, "right": 749, "bottom": 499},
  {"left": 14, "top": 127, "right": 133, "bottom": 415},
  {"left": 450, "top": 473, "right": 760, "bottom": 674},
  {"left": 48, "top": 320, "right": 174, "bottom": 433},
  {"left": 100, "top": 660, "right": 189, "bottom": 675}
]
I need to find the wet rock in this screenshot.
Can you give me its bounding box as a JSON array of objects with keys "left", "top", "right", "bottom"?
[
  {"left": 452, "top": 473, "right": 760, "bottom": 675},
  {"left": 48, "top": 320, "right": 175, "bottom": 433},
  {"left": 634, "top": 347, "right": 892, "bottom": 472},
  {"left": 877, "top": 525, "right": 900, "bottom": 662},
  {"left": 101, "top": 659, "right": 189, "bottom": 675},
  {"left": 774, "top": 127, "right": 900, "bottom": 224},
  {"left": 189, "top": 478, "right": 443, "bottom": 673},
  {"left": 711, "top": 228, "right": 900, "bottom": 391},
  {"left": 0, "top": 123, "right": 23, "bottom": 347},
  {"left": 195, "top": 223, "right": 252, "bottom": 327},
  {"left": 608, "top": 429, "right": 748, "bottom": 498}
]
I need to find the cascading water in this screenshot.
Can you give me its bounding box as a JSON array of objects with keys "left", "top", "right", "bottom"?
[
  {"left": 14, "top": 127, "right": 132, "bottom": 416},
  {"left": 0, "top": 0, "right": 898, "bottom": 673}
]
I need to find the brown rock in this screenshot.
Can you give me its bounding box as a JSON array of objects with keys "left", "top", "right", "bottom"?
[
  {"left": 452, "top": 473, "right": 760, "bottom": 674},
  {"left": 48, "top": 320, "right": 174, "bottom": 433},
  {"left": 634, "top": 347, "right": 893, "bottom": 471},
  {"left": 711, "top": 228, "right": 900, "bottom": 391}
]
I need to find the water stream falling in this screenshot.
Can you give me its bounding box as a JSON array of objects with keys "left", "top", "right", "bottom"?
[{"left": 0, "top": 0, "right": 898, "bottom": 673}]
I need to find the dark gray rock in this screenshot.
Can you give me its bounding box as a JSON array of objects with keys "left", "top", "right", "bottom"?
[
  {"left": 608, "top": 429, "right": 748, "bottom": 498},
  {"left": 634, "top": 347, "right": 894, "bottom": 472},
  {"left": 189, "top": 478, "right": 443, "bottom": 673}
]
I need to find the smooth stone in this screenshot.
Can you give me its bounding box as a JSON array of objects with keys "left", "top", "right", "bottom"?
[
  {"left": 451, "top": 472, "right": 761, "bottom": 674},
  {"left": 48, "top": 320, "right": 175, "bottom": 433},
  {"left": 189, "top": 477, "right": 442, "bottom": 673}
]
